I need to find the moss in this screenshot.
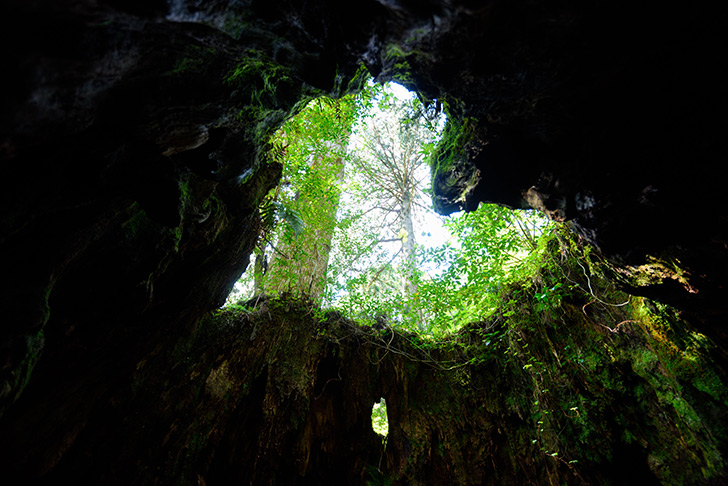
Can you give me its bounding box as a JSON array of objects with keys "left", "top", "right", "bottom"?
[
  {"left": 365, "top": 465, "right": 393, "bottom": 486},
  {"left": 615, "top": 253, "right": 698, "bottom": 296},
  {"left": 441, "top": 233, "right": 728, "bottom": 483},
  {"left": 122, "top": 235, "right": 728, "bottom": 484},
  {"left": 220, "top": 12, "right": 251, "bottom": 40},
  {"left": 122, "top": 206, "right": 152, "bottom": 240},
  {"left": 428, "top": 115, "right": 480, "bottom": 212},
  {"left": 165, "top": 45, "right": 218, "bottom": 76},
  {"left": 168, "top": 57, "right": 205, "bottom": 75},
  {"left": 220, "top": 49, "right": 315, "bottom": 151},
  {"left": 8, "top": 330, "right": 45, "bottom": 407},
  {"left": 346, "top": 63, "right": 372, "bottom": 94},
  {"left": 381, "top": 42, "right": 435, "bottom": 88},
  {"left": 694, "top": 370, "right": 728, "bottom": 405},
  {"left": 224, "top": 49, "right": 298, "bottom": 108}
]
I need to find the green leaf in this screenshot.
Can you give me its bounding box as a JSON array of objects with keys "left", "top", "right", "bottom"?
[{"left": 273, "top": 201, "right": 305, "bottom": 237}]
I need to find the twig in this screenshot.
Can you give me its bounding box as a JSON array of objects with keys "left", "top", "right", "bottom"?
[
  {"left": 574, "top": 259, "right": 631, "bottom": 307},
  {"left": 364, "top": 247, "right": 404, "bottom": 292},
  {"left": 314, "top": 367, "right": 343, "bottom": 399},
  {"left": 600, "top": 320, "right": 638, "bottom": 333}
]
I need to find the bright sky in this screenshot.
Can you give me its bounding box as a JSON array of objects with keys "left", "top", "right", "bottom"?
[
  {"left": 375, "top": 83, "right": 454, "bottom": 248},
  {"left": 387, "top": 81, "right": 414, "bottom": 100},
  {"left": 345, "top": 81, "right": 456, "bottom": 276}
]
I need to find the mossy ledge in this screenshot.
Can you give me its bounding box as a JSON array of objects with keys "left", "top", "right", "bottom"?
[
  {"left": 192, "top": 254, "right": 728, "bottom": 485},
  {"left": 6, "top": 239, "right": 725, "bottom": 484}
]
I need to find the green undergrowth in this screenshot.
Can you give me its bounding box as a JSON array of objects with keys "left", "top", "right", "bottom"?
[{"left": 327, "top": 204, "right": 557, "bottom": 338}]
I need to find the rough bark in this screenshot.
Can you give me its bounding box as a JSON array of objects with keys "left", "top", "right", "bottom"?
[
  {"left": 400, "top": 193, "right": 424, "bottom": 328},
  {"left": 266, "top": 152, "right": 346, "bottom": 302},
  {"left": 261, "top": 95, "right": 360, "bottom": 302}
]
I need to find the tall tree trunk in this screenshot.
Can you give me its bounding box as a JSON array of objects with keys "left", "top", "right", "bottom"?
[
  {"left": 400, "top": 193, "right": 424, "bottom": 329},
  {"left": 255, "top": 96, "right": 360, "bottom": 302},
  {"left": 253, "top": 250, "right": 266, "bottom": 296},
  {"left": 266, "top": 151, "right": 345, "bottom": 302}
]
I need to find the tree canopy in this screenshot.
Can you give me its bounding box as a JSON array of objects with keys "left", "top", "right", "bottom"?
[{"left": 227, "top": 81, "right": 554, "bottom": 337}]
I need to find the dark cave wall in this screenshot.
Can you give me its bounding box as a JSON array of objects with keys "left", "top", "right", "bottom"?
[
  {"left": 0, "top": 0, "right": 369, "bottom": 418},
  {"left": 0, "top": 0, "right": 727, "bottom": 484},
  {"left": 414, "top": 1, "right": 728, "bottom": 338},
  {"left": 0, "top": 0, "right": 385, "bottom": 479}
]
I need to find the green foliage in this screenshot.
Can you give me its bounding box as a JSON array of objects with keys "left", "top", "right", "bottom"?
[
  {"left": 270, "top": 201, "right": 304, "bottom": 237},
  {"left": 216, "top": 76, "right": 728, "bottom": 481},
  {"left": 224, "top": 50, "right": 295, "bottom": 108},
  {"left": 324, "top": 84, "right": 445, "bottom": 329},
  {"left": 435, "top": 230, "right": 728, "bottom": 483},
  {"left": 227, "top": 87, "right": 380, "bottom": 303},
  {"left": 371, "top": 398, "right": 389, "bottom": 437},
  {"left": 220, "top": 222, "right": 728, "bottom": 483},
  {"left": 418, "top": 203, "right": 553, "bottom": 335},
  {"left": 227, "top": 80, "right": 555, "bottom": 340},
  {"left": 331, "top": 201, "right": 552, "bottom": 337},
  {"left": 346, "top": 63, "right": 374, "bottom": 94}
]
